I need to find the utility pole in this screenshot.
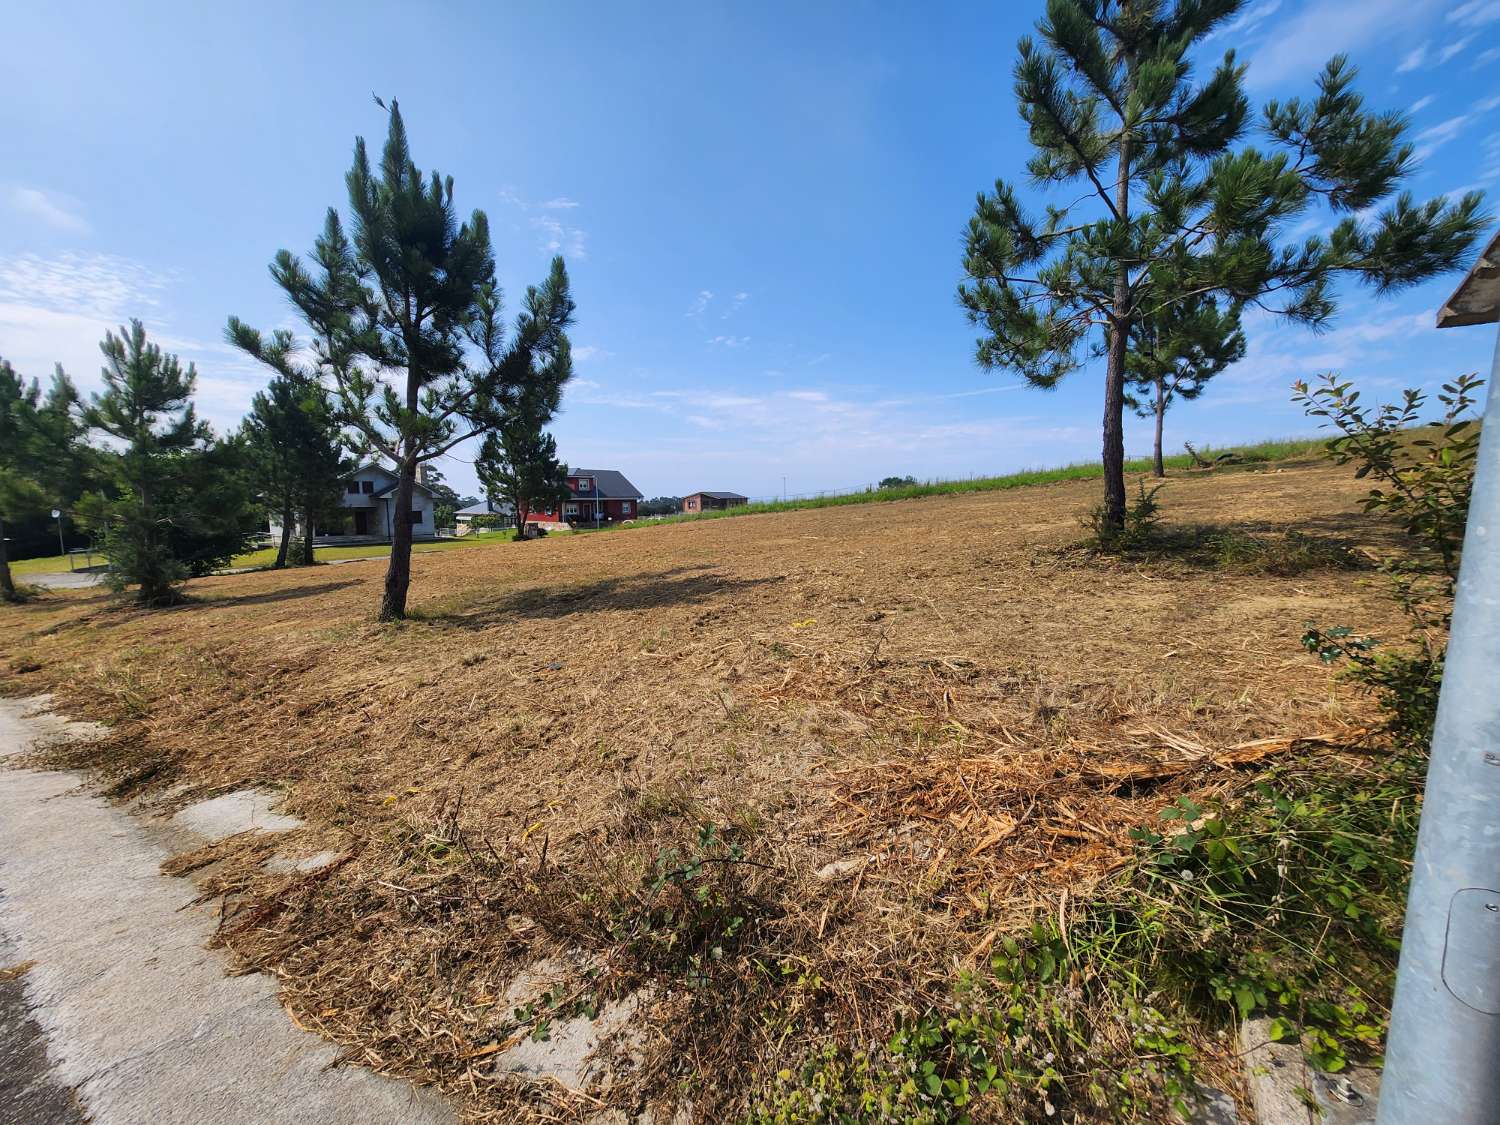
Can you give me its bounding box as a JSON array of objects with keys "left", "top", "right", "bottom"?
[{"left": 1377, "top": 228, "right": 1500, "bottom": 1123}]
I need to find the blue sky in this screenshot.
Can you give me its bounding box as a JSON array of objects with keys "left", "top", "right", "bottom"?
[{"left": 3, "top": 0, "right": 1499, "bottom": 502}]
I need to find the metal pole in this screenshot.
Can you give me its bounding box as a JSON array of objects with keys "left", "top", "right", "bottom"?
[
  {"left": 1377, "top": 323, "right": 1500, "bottom": 1122},
  {"left": 54, "top": 509, "right": 64, "bottom": 558}
]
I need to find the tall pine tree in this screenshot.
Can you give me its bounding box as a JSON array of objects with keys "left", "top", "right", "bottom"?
[
  {"left": 83, "top": 321, "right": 209, "bottom": 605},
  {"left": 1126, "top": 294, "right": 1245, "bottom": 476},
  {"left": 959, "top": 0, "right": 1488, "bottom": 531},
  {"left": 476, "top": 415, "right": 570, "bottom": 540},
  {"left": 232, "top": 329, "right": 350, "bottom": 567},
  {"left": 234, "top": 99, "right": 575, "bottom": 619}
]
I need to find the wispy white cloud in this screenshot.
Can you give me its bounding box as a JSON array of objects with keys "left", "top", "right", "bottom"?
[
  {"left": 707, "top": 334, "right": 750, "bottom": 348},
  {"left": 1449, "top": 0, "right": 1500, "bottom": 27},
  {"left": 1247, "top": 0, "right": 1444, "bottom": 88},
  {"left": 1482, "top": 130, "right": 1500, "bottom": 181},
  {"left": 686, "top": 290, "right": 714, "bottom": 317},
  {"left": 530, "top": 214, "right": 587, "bottom": 260},
  {"left": 1205, "top": 0, "right": 1282, "bottom": 41},
  {"left": 1409, "top": 94, "right": 1436, "bottom": 113},
  {"left": 1438, "top": 34, "right": 1476, "bottom": 63},
  {"left": 1477, "top": 93, "right": 1500, "bottom": 112},
  {"left": 722, "top": 291, "right": 750, "bottom": 319},
  {"left": 4, "top": 186, "right": 89, "bottom": 235},
  {"left": 1412, "top": 113, "right": 1472, "bottom": 162},
  {"left": 1398, "top": 42, "right": 1431, "bottom": 72},
  {"left": 1475, "top": 46, "right": 1500, "bottom": 66},
  {"left": 496, "top": 186, "right": 589, "bottom": 259},
  {"left": 1210, "top": 308, "right": 1440, "bottom": 408},
  {"left": 786, "top": 389, "right": 828, "bottom": 402},
  {"left": 0, "top": 251, "right": 169, "bottom": 320},
  {"left": 0, "top": 251, "right": 266, "bottom": 434},
  {"left": 572, "top": 344, "right": 612, "bottom": 363}
]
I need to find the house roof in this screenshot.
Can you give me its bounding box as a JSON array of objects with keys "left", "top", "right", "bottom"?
[
  {"left": 346, "top": 461, "right": 436, "bottom": 499},
  {"left": 372, "top": 478, "right": 435, "bottom": 500},
  {"left": 456, "top": 500, "right": 512, "bottom": 517},
  {"left": 1438, "top": 225, "right": 1500, "bottom": 327},
  {"left": 571, "top": 469, "right": 643, "bottom": 500},
  {"left": 690, "top": 491, "right": 748, "bottom": 500}
]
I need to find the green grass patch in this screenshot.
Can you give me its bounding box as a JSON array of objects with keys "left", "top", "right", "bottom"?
[
  {"left": 630, "top": 436, "right": 1324, "bottom": 530},
  {"left": 755, "top": 755, "right": 1418, "bottom": 1123},
  {"left": 5, "top": 552, "right": 104, "bottom": 576}
]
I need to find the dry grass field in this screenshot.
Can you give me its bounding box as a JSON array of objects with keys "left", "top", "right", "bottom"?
[{"left": 0, "top": 455, "right": 1411, "bottom": 1122}]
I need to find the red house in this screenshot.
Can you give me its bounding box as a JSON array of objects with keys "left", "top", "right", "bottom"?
[{"left": 528, "top": 469, "right": 644, "bottom": 530}]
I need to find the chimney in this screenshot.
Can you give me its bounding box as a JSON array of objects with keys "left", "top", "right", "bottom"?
[{"left": 415, "top": 462, "right": 429, "bottom": 486}]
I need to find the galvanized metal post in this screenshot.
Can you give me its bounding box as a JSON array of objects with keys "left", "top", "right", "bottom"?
[{"left": 1378, "top": 252, "right": 1500, "bottom": 1121}]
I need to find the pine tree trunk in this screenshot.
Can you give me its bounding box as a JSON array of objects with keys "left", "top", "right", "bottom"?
[
  {"left": 274, "top": 502, "right": 292, "bottom": 568},
  {"left": 1152, "top": 375, "right": 1166, "bottom": 479},
  {"left": 301, "top": 504, "right": 315, "bottom": 567},
  {"left": 380, "top": 458, "right": 415, "bottom": 621},
  {"left": 1102, "top": 45, "right": 1136, "bottom": 532},
  {"left": 0, "top": 515, "right": 17, "bottom": 602}
]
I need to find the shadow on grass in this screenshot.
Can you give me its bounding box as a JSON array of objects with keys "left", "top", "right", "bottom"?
[
  {"left": 188, "top": 579, "right": 365, "bottom": 610},
  {"left": 409, "top": 564, "right": 783, "bottom": 628},
  {"left": 1065, "top": 521, "right": 1376, "bottom": 576}
]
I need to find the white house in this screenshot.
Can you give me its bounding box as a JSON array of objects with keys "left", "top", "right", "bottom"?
[{"left": 269, "top": 462, "right": 438, "bottom": 543}]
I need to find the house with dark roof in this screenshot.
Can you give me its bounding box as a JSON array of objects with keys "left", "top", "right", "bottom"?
[
  {"left": 526, "top": 469, "right": 644, "bottom": 532},
  {"left": 682, "top": 491, "right": 749, "bottom": 513},
  {"left": 269, "top": 462, "right": 438, "bottom": 543}
]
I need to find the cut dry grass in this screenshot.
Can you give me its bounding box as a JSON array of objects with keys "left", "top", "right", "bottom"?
[{"left": 0, "top": 457, "right": 1410, "bottom": 1122}]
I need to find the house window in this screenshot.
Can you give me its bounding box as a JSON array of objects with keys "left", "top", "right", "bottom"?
[
  {"left": 361, "top": 480, "right": 375, "bottom": 494},
  {"left": 564, "top": 502, "right": 579, "bottom": 517},
  {"left": 346, "top": 481, "right": 360, "bottom": 494},
  {"left": 577, "top": 477, "right": 590, "bottom": 491},
  {"left": 621, "top": 501, "right": 632, "bottom": 515},
  {"left": 410, "top": 509, "right": 423, "bottom": 524}
]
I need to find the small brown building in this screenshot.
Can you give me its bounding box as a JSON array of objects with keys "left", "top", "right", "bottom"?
[{"left": 683, "top": 491, "right": 749, "bottom": 513}]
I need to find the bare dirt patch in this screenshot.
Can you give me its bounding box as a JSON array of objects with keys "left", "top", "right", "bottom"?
[{"left": 0, "top": 461, "right": 1405, "bottom": 1121}]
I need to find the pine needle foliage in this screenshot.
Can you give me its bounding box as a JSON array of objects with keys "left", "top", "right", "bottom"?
[
  {"left": 0, "top": 360, "right": 81, "bottom": 601},
  {"left": 232, "top": 99, "right": 575, "bottom": 620},
  {"left": 1126, "top": 295, "right": 1245, "bottom": 476},
  {"left": 83, "top": 321, "right": 210, "bottom": 605},
  {"left": 959, "top": 0, "right": 1488, "bottom": 530}
]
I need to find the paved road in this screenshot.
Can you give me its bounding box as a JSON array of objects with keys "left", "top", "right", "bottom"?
[
  {"left": 22, "top": 568, "right": 107, "bottom": 590},
  {"left": 0, "top": 699, "right": 454, "bottom": 1125},
  {"left": 0, "top": 929, "right": 83, "bottom": 1124}
]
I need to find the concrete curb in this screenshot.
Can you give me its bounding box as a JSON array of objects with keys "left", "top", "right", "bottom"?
[{"left": 0, "top": 697, "right": 454, "bottom": 1125}]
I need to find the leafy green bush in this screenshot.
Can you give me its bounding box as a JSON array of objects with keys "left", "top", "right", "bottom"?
[
  {"left": 755, "top": 764, "right": 1416, "bottom": 1123},
  {"left": 1295, "top": 370, "right": 1481, "bottom": 758},
  {"left": 1293, "top": 372, "right": 1481, "bottom": 587}
]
